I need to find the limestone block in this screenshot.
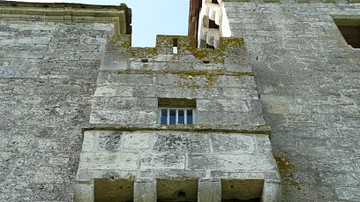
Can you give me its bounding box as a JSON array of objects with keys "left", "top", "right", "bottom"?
[
  {"left": 196, "top": 110, "right": 267, "bottom": 128},
  {"left": 132, "top": 85, "right": 157, "bottom": 98},
  {"left": 89, "top": 110, "right": 157, "bottom": 126},
  {"left": 139, "top": 169, "right": 207, "bottom": 179},
  {"left": 188, "top": 154, "right": 276, "bottom": 171},
  {"left": 197, "top": 99, "right": 250, "bottom": 112},
  {"left": 74, "top": 179, "right": 94, "bottom": 202},
  {"left": 140, "top": 153, "right": 185, "bottom": 169},
  {"left": 153, "top": 133, "right": 210, "bottom": 153},
  {"left": 123, "top": 132, "right": 152, "bottom": 150},
  {"left": 95, "top": 84, "right": 135, "bottom": 97},
  {"left": 134, "top": 178, "right": 157, "bottom": 202},
  {"left": 198, "top": 179, "right": 221, "bottom": 202},
  {"left": 97, "top": 72, "right": 156, "bottom": 86},
  {"left": 262, "top": 179, "right": 282, "bottom": 202},
  {"left": 78, "top": 152, "right": 138, "bottom": 170},
  {"left": 210, "top": 134, "right": 256, "bottom": 154},
  {"left": 91, "top": 97, "right": 157, "bottom": 111},
  {"left": 96, "top": 132, "right": 123, "bottom": 152}
]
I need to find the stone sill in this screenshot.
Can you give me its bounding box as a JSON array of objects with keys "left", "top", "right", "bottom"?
[{"left": 82, "top": 124, "right": 272, "bottom": 136}]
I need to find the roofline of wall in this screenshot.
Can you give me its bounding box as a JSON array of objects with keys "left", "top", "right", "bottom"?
[{"left": 0, "top": 1, "right": 132, "bottom": 34}]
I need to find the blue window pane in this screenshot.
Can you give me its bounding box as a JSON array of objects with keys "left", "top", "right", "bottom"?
[
  {"left": 187, "top": 109, "right": 193, "bottom": 124},
  {"left": 170, "top": 109, "right": 176, "bottom": 124},
  {"left": 178, "top": 110, "right": 184, "bottom": 124},
  {"left": 161, "top": 109, "right": 167, "bottom": 124}
]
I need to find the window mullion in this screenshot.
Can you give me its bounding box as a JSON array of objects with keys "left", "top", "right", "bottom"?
[
  {"left": 167, "top": 109, "right": 170, "bottom": 125},
  {"left": 176, "top": 109, "right": 178, "bottom": 124},
  {"left": 184, "top": 109, "right": 187, "bottom": 124}
]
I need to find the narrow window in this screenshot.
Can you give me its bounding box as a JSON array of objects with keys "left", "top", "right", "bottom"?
[
  {"left": 173, "top": 38, "right": 178, "bottom": 54},
  {"left": 158, "top": 98, "right": 196, "bottom": 125},
  {"left": 158, "top": 108, "right": 195, "bottom": 125}
]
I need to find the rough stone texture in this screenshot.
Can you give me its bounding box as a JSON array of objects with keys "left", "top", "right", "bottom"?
[
  {"left": 0, "top": 20, "right": 113, "bottom": 201},
  {"left": 222, "top": 1, "right": 360, "bottom": 201}
]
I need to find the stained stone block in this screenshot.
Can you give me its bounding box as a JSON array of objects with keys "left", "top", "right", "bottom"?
[
  {"left": 123, "top": 132, "right": 152, "bottom": 150},
  {"left": 157, "top": 179, "right": 198, "bottom": 202},
  {"left": 222, "top": 179, "right": 264, "bottom": 201},
  {"left": 153, "top": 133, "right": 210, "bottom": 153},
  {"left": 95, "top": 179, "right": 134, "bottom": 202},
  {"left": 97, "top": 132, "right": 123, "bottom": 152},
  {"left": 210, "top": 134, "right": 256, "bottom": 154}
]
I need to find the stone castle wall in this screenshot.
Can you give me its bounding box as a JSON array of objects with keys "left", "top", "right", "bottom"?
[
  {"left": 221, "top": 1, "right": 360, "bottom": 201},
  {"left": 0, "top": 19, "right": 114, "bottom": 201},
  {"left": 2, "top": 0, "right": 360, "bottom": 201}
]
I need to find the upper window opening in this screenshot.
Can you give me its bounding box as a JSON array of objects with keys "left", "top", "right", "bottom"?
[
  {"left": 173, "top": 38, "right": 178, "bottom": 54},
  {"left": 212, "top": 0, "right": 219, "bottom": 4},
  {"left": 333, "top": 17, "right": 360, "bottom": 48},
  {"left": 158, "top": 98, "right": 196, "bottom": 125}
]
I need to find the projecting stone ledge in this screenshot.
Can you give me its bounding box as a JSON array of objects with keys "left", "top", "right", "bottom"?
[{"left": 74, "top": 130, "right": 281, "bottom": 202}]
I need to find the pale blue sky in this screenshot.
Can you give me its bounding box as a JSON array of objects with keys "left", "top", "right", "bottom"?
[{"left": 13, "top": 0, "right": 189, "bottom": 47}]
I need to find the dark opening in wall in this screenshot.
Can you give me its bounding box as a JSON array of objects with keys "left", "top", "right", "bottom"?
[
  {"left": 173, "top": 38, "right": 178, "bottom": 54},
  {"left": 157, "top": 179, "right": 198, "bottom": 202},
  {"left": 333, "top": 17, "right": 360, "bottom": 48},
  {"left": 212, "top": 0, "right": 219, "bottom": 4},
  {"left": 209, "top": 19, "right": 219, "bottom": 29},
  {"left": 221, "top": 179, "right": 263, "bottom": 202},
  {"left": 158, "top": 98, "right": 196, "bottom": 108},
  {"left": 95, "top": 179, "right": 134, "bottom": 202}
]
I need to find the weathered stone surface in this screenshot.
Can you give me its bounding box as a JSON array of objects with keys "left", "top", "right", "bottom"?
[
  {"left": 0, "top": 16, "right": 114, "bottom": 202},
  {"left": 223, "top": 1, "right": 360, "bottom": 201},
  {"left": 153, "top": 133, "right": 210, "bottom": 153}
]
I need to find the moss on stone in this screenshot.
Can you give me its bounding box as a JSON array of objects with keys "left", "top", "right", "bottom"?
[{"left": 275, "top": 156, "right": 302, "bottom": 191}]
